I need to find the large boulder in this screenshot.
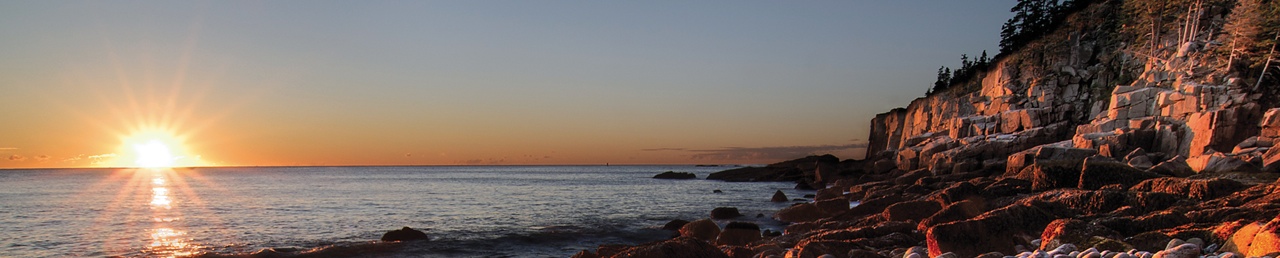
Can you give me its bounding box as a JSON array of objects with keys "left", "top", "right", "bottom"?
[
  {"left": 1148, "top": 155, "right": 1196, "bottom": 177},
  {"left": 926, "top": 204, "right": 1056, "bottom": 257},
  {"left": 679, "top": 219, "right": 721, "bottom": 242},
  {"left": 776, "top": 203, "right": 827, "bottom": 223},
  {"left": 662, "top": 220, "right": 690, "bottom": 231},
  {"left": 1221, "top": 217, "right": 1280, "bottom": 257},
  {"left": 1187, "top": 151, "right": 1260, "bottom": 173},
  {"left": 611, "top": 236, "right": 730, "bottom": 258},
  {"left": 652, "top": 171, "right": 696, "bottom": 179},
  {"left": 380, "top": 227, "right": 430, "bottom": 241},
  {"left": 715, "top": 222, "right": 762, "bottom": 246},
  {"left": 1077, "top": 156, "right": 1162, "bottom": 190}
]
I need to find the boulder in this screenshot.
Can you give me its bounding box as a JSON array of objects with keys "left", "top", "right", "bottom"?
[
  {"left": 380, "top": 227, "right": 430, "bottom": 241},
  {"left": 776, "top": 203, "right": 827, "bottom": 223},
  {"left": 1147, "top": 156, "right": 1196, "bottom": 177},
  {"left": 1019, "top": 162, "right": 1081, "bottom": 191},
  {"left": 918, "top": 199, "right": 987, "bottom": 232},
  {"left": 1264, "top": 147, "right": 1280, "bottom": 173},
  {"left": 1230, "top": 217, "right": 1280, "bottom": 257},
  {"left": 1039, "top": 219, "right": 1121, "bottom": 251},
  {"left": 1187, "top": 151, "right": 1259, "bottom": 173},
  {"left": 611, "top": 236, "right": 730, "bottom": 258},
  {"left": 771, "top": 190, "right": 789, "bottom": 202},
  {"left": 653, "top": 171, "right": 696, "bottom": 179},
  {"left": 815, "top": 198, "right": 851, "bottom": 215},
  {"left": 662, "top": 219, "right": 690, "bottom": 231},
  {"left": 1153, "top": 243, "right": 1200, "bottom": 258},
  {"left": 926, "top": 204, "right": 1056, "bottom": 257},
  {"left": 1262, "top": 108, "right": 1280, "bottom": 138},
  {"left": 882, "top": 200, "right": 942, "bottom": 222},
  {"left": 715, "top": 222, "right": 762, "bottom": 246},
  {"left": 1129, "top": 177, "right": 1245, "bottom": 200},
  {"left": 710, "top": 207, "right": 743, "bottom": 219},
  {"left": 679, "top": 219, "right": 721, "bottom": 242},
  {"left": 1078, "top": 156, "right": 1163, "bottom": 190}
]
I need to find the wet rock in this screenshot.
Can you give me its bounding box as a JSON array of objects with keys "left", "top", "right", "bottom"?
[
  {"left": 710, "top": 207, "right": 743, "bottom": 219},
  {"left": 380, "top": 227, "right": 430, "bottom": 241},
  {"left": 720, "top": 246, "right": 753, "bottom": 258},
  {"left": 679, "top": 219, "right": 720, "bottom": 242},
  {"left": 715, "top": 222, "right": 762, "bottom": 246},
  {"left": 653, "top": 171, "right": 696, "bottom": 179},
  {"left": 713, "top": 189, "right": 724, "bottom": 193},
  {"left": 771, "top": 190, "right": 789, "bottom": 202},
  {"left": 662, "top": 219, "right": 690, "bottom": 231},
  {"left": 611, "top": 236, "right": 730, "bottom": 258}
]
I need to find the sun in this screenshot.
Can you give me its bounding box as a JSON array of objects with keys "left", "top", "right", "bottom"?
[
  {"left": 133, "top": 139, "right": 175, "bottom": 168},
  {"left": 117, "top": 129, "right": 201, "bottom": 168}
]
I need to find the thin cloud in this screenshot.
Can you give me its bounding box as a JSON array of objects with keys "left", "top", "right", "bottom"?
[
  {"left": 8, "top": 155, "right": 24, "bottom": 161},
  {"left": 88, "top": 153, "right": 117, "bottom": 159},
  {"left": 686, "top": 144, "right": 867, "bottom": 161},
  {"left": 0, "top": 147, "right": 17, "bottom": 151},
  {"left": 641, "top": 148, "right": 687, "bottom": 152},
  {"left": 34, "top": 155, "right": 49, "bottom": 161}
]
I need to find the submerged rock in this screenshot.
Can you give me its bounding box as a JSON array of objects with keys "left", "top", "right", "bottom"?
[
  {"left": 771, "top": 190, "right": 789, "bottom": 202},
  {"left": 380, "top": 227, "right": 429, "bottom": 242},
  {"left": 710, "top": 207, "right": 743, "bottom": 219},
  {"left": 652, "top": 171, "right": 696, "bottom": 179}
]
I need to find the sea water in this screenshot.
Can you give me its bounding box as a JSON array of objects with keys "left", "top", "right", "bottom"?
[{"left": 0, "top": 166, "right": 804, "bottom": 257}]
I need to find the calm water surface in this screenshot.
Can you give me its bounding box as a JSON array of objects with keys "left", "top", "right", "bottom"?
[{"left": 0, "top": 166, "right": 804, "bottom": 257}]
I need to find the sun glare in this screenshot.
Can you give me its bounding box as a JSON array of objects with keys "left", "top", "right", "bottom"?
[
  {"left": 118, "top": 129, "right": 201, "bottom": 168},
  {"left": 134, "top": 140, "right": 176, "bottom": 168}
]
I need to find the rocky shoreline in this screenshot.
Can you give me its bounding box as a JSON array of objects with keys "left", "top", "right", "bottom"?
[
  {"left": 574, "top": 0, "right": 1280, "bottom": 257},
  {"left": 570, "top": 153, "right": 1280, "bottom": 258}
]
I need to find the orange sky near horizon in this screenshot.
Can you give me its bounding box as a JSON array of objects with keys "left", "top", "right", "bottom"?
[{"left": 0, "top": 1, "right": 1011, "bottom": 169}]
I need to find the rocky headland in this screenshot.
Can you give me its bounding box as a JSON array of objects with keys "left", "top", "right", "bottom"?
[{"left": 578, "top": 0, "right": 1280, "bottom": 257}]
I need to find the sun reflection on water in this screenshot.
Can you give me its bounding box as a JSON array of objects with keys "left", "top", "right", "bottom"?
[{"left": 143, "top": 169, "right": 201, "bottom": 257}]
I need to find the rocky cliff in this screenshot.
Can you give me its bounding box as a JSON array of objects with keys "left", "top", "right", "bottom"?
[{"left": 866, "top": 0, "right": 1280, "bottom": 178}]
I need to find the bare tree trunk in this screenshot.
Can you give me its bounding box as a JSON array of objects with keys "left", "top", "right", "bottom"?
[{"left": 1255, "top": 33, "right": 1278, "bottom": 91}]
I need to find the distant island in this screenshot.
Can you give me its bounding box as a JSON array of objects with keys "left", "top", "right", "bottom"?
[{"left": 578, "top": 0, "right": 1280, "bottom": 257}]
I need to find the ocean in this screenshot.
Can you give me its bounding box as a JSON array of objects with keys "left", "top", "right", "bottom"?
[{"left": 0, "top": 166, "right": 804, "bottom": 257}]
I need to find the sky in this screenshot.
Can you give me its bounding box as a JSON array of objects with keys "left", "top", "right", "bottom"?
[{"left": 0, "top": 1, "right": 1013, "bottom": 168}]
